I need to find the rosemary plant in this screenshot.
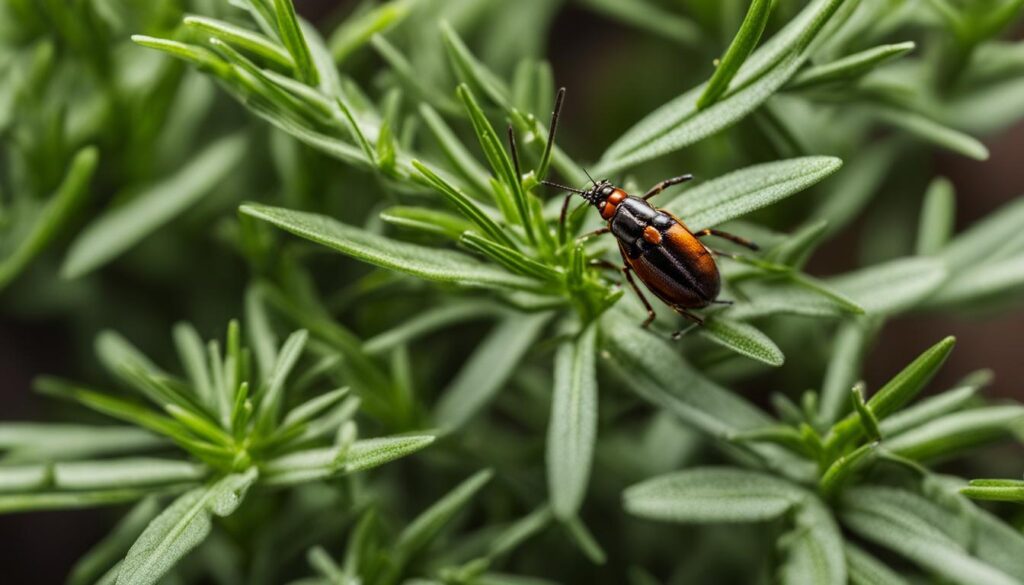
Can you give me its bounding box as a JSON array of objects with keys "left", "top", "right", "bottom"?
[{"left": 2, "top": 0, "right": 1024, "bottom": 583}]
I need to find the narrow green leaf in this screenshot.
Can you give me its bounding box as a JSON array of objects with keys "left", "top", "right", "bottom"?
[
  {"left": 564, "top": 516, "right": 606, "bottom": 565},
  {"left": 697, "top": 0, "right": 773, "bottom": 109},
  {"left": 778, "top": 498, "right": 846, "bottom": 585},
  {"left": 419, "top": 103, "right": 492, "bottom": 195},
  {"left": 0, "top": 487, "right": 177, "bottom": 514},
  {"left": 412, "top": 160, "right": 516, "bottom": 248},
  {"left": 916, "top": 177, "right": 956, "bottom": 256},
  {"left": 662, "top": 157, "right": 842, "bottom": 229},
  {"left": 435, "top": 312, "right": 551, "bottom": 430},
  {"left": 328, "top": 0, "right": 412, "bottom": 63},
  {"left": 819, "top": 442, "right": 877, "bottom": 499},
  {"left": 0, "top": 146, "right": 97, "bottom": 288},
  {"left": 240, "top": 204, "right": 541, "bottom": 291},
  {"left": 866, "top": 337, "right": 956, "bottom": 420},
  {"left": 69, "top": 498, "right": 162, "bottom": 585},
  {"left": 380, "top": 206, "right": 474, "bottom": 240},
  {"left": 597, "top": 0, "right": 847, "bottom": 174},
  {"left": 699, "top": 317, "right": 784, "bottom": 366},
  {"left": 63, "top": 134, "right": 247, "bottom": 278},
  {"left": 875, "top": 108, "right": 989, "bottom": 160},
  {"left": 456, "top": 85, "right": 533, "bottom": 243},
  {"left": 272, "top": 0, "right": 318, "bottom": 85},
  {"left": 624, "top": 467, "right": 800, "bottom": 523},
  {"left": 827, "top": 337, "right": 956, "bottom": 451},
  {"left": 393, "top": 469, "right": 493, "bottom": 566},
  {"left": 939, "top": 196, "right": 1024, "bottom": 271},
  {"left": 829, "top": 257, "right": 947, "bottom": 315},
  {"left": 363, "top": 302, "right": 497, "bottom": 355},
  {"left": 281, "top": 387, "right": 350, "bottom": 428},
  {"left": 727, "top": 275, "right": 864, "bottom": 320},
  {"left": 547, "top": 325, "right": 598, "bottom": 519},
  {"left": 788, "top": 42, "right": 916, "bottom": 89},
  {"left": 442, "top": 22, "right": 511, "bottom": 110},
  {"left": 577, "top": 0, "right": 701, "bottom": 45},
  {"left": 173, "top": 323, "right": 215, "bottom": 411},
  {"left": 886, "top": 406, "right": 1024, "bottom": 461},
  {"left": 850, "top": 384, "right": 881, "bottom": 441},
  {"left": 819, "top": 320, "right": 876, "bottom": 424},
  {"left": 926, "top": 251, "right": 1024, "bottom": 306},
  {"left": 35, "top": 378, "right": 194, "bottom": 444},
  {"left": 841, "top": 486, "right": 1018, "bottom": 585},
  {"left": 0, "top": 423, "right": 163, "bottom": 462},
  {"left": 131, "top": 35, "right": 231, "bottom": 77},
  {"left": 880, "top": 371, "right": 989, "bottom": 436},
  {"left": 487, "top": 506, "right": 554, "bottom": 560},
  {"left": 962, "top": 480, "right": 1024, "bottom": 502},
  {"left": 53, "top": 458, "right": 206, "bottom": 491},
  {"left": 256, "top": 329, "right": 308, "bottom": 428},
  {"left": 261, "top": 436, "right": 434, "bottom": 485},
  {"left": 183, "top": 15, "right": 293, "bottom": 68},
  {"left": 371, "top": 35, "right": 459, "bottom": 115},
  {"left": 845, "top": 543, "right": 911, "bottom": 585},
  {"left": 115, "top": 469, "right": 258, "bottom": 585},
  {"left": 600, "top": 312, "right": 776, "bottom": 442},
  {"left": 460, "top": 232, "right": 559, "bottom": 282}
]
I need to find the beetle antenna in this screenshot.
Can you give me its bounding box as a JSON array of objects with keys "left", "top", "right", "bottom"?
[
  {"left": 582, "top": 167, "right": 597, "bottom": 186},
  {"left": 540, "top": 180, "right": 586, "bottom": 194}
]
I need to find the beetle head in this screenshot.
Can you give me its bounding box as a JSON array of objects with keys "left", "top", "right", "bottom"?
[{"left": 581, "top": 180, "right": 614, "bottom": 206}]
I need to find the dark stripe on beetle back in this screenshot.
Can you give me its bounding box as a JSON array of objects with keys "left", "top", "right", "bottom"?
[{"left": 644, "top": 244, "right": 708, "bottom": 299}]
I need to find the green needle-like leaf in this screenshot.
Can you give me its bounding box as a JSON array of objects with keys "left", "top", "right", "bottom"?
[
  {"left": 115, "top": 469, "right": 258, "bottom": 585},
  {"left": 699, "top": 317, "right": 784, "bottom": 366},
  {"left": 624, "top": 467, "right": 801, "bottom": 523},
  {"left": 662, "top": 157, "right": 842, "bottom": 229},
  {"left": 788, "top": 42, "right": 916, "bottom": 89},
  {"left": 272, "top": 0, "right": 318, "bottom": 85},
  {"left": 841, "top": 486, "right": 1019, "bottom": 585},
  {"left": 916, "top": 177, "right": 956, "bottom": 255},
  {"left": 697, "top": 0, "right": 773, "bottom": 109},
  {"left": 597, "top": 0, "right": 847, "bottom": 174},
  {"left": 68, "top": 498, "right": 162, "bottom": 585},
  {"left": 413, "top": 160, "right": 517, "bottom": 248},
  {"left": 183, "top": 15, "right": 293, "bottom": 68},
  {"left": 547, "top": 325, "right": 598, "bottom": 519},
  {"left": 827, "top": 337, "right": 955, "bottom": 451},
  {"left": 391, "top": 469, "right": 494, "bottom": 570},
  {"left": 0, "top": 146, "right": 98, "bottom": 289},
  {"left": 435, "top": 312, "right": 551, "bottom": 430},
  {"left": 63, "top": 134, "right": 247, "bottom": 279},
  {"left": 327, "top": 0, "right": 412, "bottom": 64},
  {"left": 240, "top": 204, "right": 542, "bottom": 291},
  {"left": 885, "top": 406, "right": 1024, "bottom": 461},
  {"left": 779, "top": 498, "right": 846, "bottom": 585}
]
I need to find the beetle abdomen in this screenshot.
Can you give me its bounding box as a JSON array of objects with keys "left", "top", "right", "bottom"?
[{"left": 620, "top": 224, "right": 720, "bottom": 309}]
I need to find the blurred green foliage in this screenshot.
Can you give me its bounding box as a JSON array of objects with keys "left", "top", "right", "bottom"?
[{"left": 2, "top": 0, "right": 1024, "bottom": 583}]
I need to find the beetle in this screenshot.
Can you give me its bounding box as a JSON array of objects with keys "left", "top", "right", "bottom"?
[
  {"left": 528, "top": 89, "right": 758, "bottom": 329},
  {"left": 544, "top": 176, "right": 758, "bottom": 327}
]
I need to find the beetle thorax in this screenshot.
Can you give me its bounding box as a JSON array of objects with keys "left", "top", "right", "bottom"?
[{"left": 582, "top": 181, "right": 629, "bottom": 220}]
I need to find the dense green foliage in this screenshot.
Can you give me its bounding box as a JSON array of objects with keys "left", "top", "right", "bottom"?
[{"left": 2, "top": 0, "right": 1024, "bottom": 583}]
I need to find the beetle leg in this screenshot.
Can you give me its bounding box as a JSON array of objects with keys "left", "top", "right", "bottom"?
[
  {"left": 671, "top": 322, "right": 702, "bottom": 340},
  {"left": 622, "top": 265, "right": 657, "bottom": 328},
  {"left": 695, "top": 228, "right": 760, "bottom": 251},
  {"left": 710, "top": 299, "right": 734, "bottom": 306},
  {"left": 578, "top": 226, "right": 611, "bottom": 241},
  {"left": 588, "top": 259, "right": 620, "bottom": 272},
  {"left": 672, "top": 306, "right": 705, "bottom": 325},
  {"left": 708, "top": 248, "right": 740, "bottom": 259},
  {"left": 643, "top": 174, "right": 694, "bottom": 201}
]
